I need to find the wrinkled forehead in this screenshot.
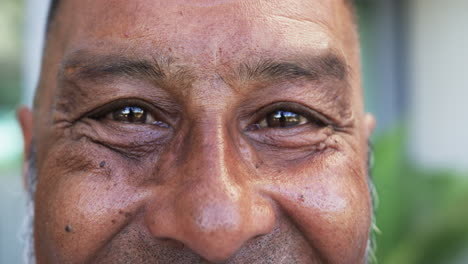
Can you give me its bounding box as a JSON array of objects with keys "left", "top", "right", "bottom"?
[{"left": 51, "top": 0, "right": 355, "bottom": 64}]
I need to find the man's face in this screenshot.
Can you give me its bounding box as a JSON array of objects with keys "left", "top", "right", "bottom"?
[{"left": 23, "top": 0, "right": 374, "bottom": 263}]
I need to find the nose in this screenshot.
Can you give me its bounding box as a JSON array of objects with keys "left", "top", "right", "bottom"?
[{"left": 145, "top": 124, "right": 275, "bottom": 262}]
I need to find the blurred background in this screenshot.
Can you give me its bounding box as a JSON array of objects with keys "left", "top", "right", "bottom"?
[{"left": 0, "top": 0, "right": 467, "bottom": 263}]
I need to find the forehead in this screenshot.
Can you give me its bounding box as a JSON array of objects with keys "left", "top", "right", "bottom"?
[{"left": 54, "top": 0, "right": 353, "bottom": 63}]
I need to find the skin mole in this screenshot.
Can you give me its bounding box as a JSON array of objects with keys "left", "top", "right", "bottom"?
[
  {"left": 118, "top": 210, "right": 131, "bottom": 218},
  {"left": 65, "top": 225, "right": 72, "bottom": 233},
  {"left": 99, "top": 160, "right": 106, "bottom": 168},
  {"left": 298, "top": 194, "right": 305, "bottom": 203}
]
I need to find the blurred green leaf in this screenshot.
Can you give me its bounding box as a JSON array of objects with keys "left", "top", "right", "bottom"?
[{"left": 372, "top": 126, "right": 468, "bottom": 264}]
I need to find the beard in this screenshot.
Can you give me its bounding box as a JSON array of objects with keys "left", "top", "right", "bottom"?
[
  {"left": 22, "top": 144, "right": 377, "bottom": 264},
  {"left": 22, "top": 143, "right": 37, "bottom": 264}
]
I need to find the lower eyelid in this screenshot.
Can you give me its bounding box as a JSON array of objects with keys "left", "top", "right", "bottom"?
[
  {"left": 245, "top": 126, "right": 331, "bottom": 148},
  {"left": 71, "top": 119, "right": 172, "bottom": 156}
]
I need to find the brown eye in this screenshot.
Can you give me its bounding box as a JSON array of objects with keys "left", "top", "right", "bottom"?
[
  {"left": 259, "top": 110, "right": 308, "bottom": 128},
  {"left": 112, "top": 106, "right": 148, "bottom": 123},
  {"left": 104, "top": 106, "right": 168, "bottom": 127}
]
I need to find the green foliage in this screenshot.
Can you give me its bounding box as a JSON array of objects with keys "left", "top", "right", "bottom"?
[
  {"left": 0, "top": 0, "right": 23, "bottom": 110},
  {"left": 372, "top": 127, "right": 468, "bottom": 264}
]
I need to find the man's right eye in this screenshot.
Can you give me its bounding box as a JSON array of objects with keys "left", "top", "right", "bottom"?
[
  {"left": 103, "top": 106, "right": 169, "bottom": 127},
  {"left": 89, "top": 101, "right": 170, "bottom": 128},
  {"left": 108, "top": 106, "right": 150, "bottom": 123}
]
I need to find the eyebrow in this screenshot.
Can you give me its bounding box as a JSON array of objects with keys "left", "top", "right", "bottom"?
[
  {"left": 60, "top": 50, "right": 349, "bottom": 88},
  {"left": 238, "top": 52, "right": 349, "bottom": 83},
  {"left": 60, "top": 52, "right": 192, "bottom": 86}
]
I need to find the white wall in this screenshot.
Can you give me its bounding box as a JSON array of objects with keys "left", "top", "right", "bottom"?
[{"left": 408, "top": 0, "right": 468, "bottom": 173}]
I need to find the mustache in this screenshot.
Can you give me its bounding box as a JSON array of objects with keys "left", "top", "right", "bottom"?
[{"left": 88, "top": 218, "right": 321, "bottom": 264}]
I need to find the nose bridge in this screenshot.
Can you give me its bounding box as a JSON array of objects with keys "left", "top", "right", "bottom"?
[
  {"left": 177, "top": 118, "right": 246, "bottom": 233},
  {"left": 185, "top": 118, "right": 234, "bottom": 185},
  {"left": 145, "top": 116, "right": 275, "bottom": 262}
]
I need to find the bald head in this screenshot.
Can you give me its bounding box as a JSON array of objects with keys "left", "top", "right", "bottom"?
[{"left": 46, "top": 0, "right": 356, "bottom": 32}]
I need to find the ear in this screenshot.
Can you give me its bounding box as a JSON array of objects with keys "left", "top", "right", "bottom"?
[
  {"left": 17, "top": 106, "right": 33, "bottom": 188},
  {"left": 364, "top": 113, "right": 376, "bottom": 139}
]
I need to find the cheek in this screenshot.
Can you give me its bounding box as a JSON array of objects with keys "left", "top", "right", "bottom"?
[
  {"left": 35, "top": 155, "right": 148, "bottom": 263},
  {"left": 263, "top": 151, "right": 371, "bottom": 263}
]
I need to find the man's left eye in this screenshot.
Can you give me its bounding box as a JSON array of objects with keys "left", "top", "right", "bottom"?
[{"left": 258, "top": 110, "right": 308, "bottom": 128}]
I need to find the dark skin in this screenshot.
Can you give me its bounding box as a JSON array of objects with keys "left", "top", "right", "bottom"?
[{"left": 18, "top": 0, "right": 376, "bottom": 263}]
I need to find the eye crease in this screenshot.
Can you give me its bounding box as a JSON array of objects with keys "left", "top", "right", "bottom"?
[{"left": 259, "top": 110, "right": 308, "bottom": 128}]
